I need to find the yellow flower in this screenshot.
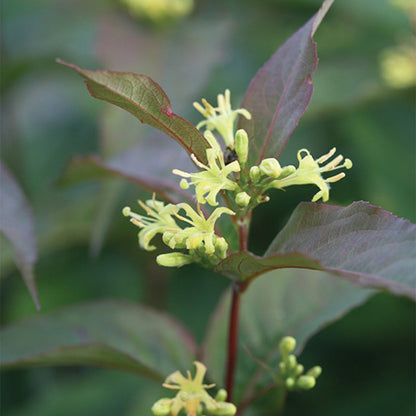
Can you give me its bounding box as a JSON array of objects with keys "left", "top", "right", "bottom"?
[
  {"left": 121, "top": 0, "right": 194, "bottom": 23},
  {"left": 193, "top": 89, "right": 251, "bottom": 148},
  {"left": 122, "top": 198, "right": 180, "bottom": 251},
  {"left": 271, "top": 148, "right": 352, "bottom": 202},
  {"left": 167, "top": 203, "right": 234, "bottom": 255},
  {"left": 151, "top": 361, "right": 237, "bottom": 416},
  {"left": 173, "top": 131, "right": 240, "bottom": 206}
]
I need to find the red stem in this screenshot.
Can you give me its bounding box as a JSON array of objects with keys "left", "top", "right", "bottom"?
[
  {"left": 225, "top": 285, "right": 241, "bottom": 401},
  {"left": 225, "top": 215, "right": 249, "bottom": 401}
]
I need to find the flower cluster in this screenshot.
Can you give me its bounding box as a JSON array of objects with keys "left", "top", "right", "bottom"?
[
  {"left": 278, "top": 337, "right": 322, "bottom": 391},
  {"left": 123, "top": 90, "right": 353, "bottom": 268},
  {"left": 123, "top": 197, "right": 233, "bottom": 268},
  {"left": 151, "top": 361, "right": 236, "bottom": 416},
  {"left": 120, "top": 0, "right": 194, "bottom": 23}
]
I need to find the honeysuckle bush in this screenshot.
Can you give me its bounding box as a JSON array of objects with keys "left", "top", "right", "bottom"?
[{"left": 1, "top": 0, "right": 415, "bottom": 415}]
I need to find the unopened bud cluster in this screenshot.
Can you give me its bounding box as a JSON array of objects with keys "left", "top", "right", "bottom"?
[{"left": 278, "top": 336, "right": 322, "bottom": 391}]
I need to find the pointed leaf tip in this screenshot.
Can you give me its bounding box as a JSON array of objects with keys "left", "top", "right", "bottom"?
[
  {"left": 238, "top": 0, "right": 334, "bottom": 165},
  {"left": 0, "top": 162, "right": 40, "bottom": 310},
  {"left": 57, "top": 60, "right": 210, "bottom": 164}
]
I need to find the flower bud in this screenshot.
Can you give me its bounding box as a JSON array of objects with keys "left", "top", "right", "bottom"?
[
  {"left": 259, "top": 158, "right": 282, "bottom": 178},
  {"left": 151, "top": 398, "right": 172, "bottom": 416},
  {"left": 209, "top": 402, "right": 237, "bottom": 416},
  {"left": 156, "top": 252, "right": 193, "bottom": 267},
  {"left": 297, "top": 375, "right": 316, "bottom": 390},
  {"left": 122, "top": 206, "right": 131, "bottom": 216},
  {"left": 249, "top": 166, "right": 260, "bottom": 182},
  {"left": 307, "top": 366, "right": 322, "bottom": 379},
  {"left": 215, "top": 237, "right": 229, "bottom": 259},
  {"left": 235, "top": 129, "right": 249, "bottom": 165},
  {"left": 287, "top": 354, "right": 297, "bottom": 370},
  {"left": 285, "top": 377, "right": 295, "bottom": 390},
  {"left": 279, "top": 336, "right": 296, "bottom": 356},
  {"left": 215, "top": 388, "right": 228, "bottom": 402},
  {"left": 235, "top": 191, "right": 251, "bottom": 207},
  {"left": 278, "top": 165, "right": 296, "bottom": 179},
  {"left": 295, "top": 364, "right": 304, "bottom": 376}
]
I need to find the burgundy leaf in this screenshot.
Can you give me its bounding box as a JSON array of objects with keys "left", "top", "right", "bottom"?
[
  {"left": 238, "top": 0, "right": 334, "bottom": 165},
  {"left": 56, "top": 59, "right": 210, "bottom": 164},
  {"left": 216, "top": 201, "right": 416, "bottom": 300},
  {"left": 0, "top": 162, "right": 40, "bottom": 309},
  {"left": 203, "top": 268, "right": 373, "bottom": 399},
  {"left": 1, "top": 300, "right": 197, "bottom": 379},
  {"left": 59, "top": 131, "right": 196, "bottom": 205}
]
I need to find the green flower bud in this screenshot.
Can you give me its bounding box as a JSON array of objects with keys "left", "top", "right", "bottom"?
[
  {"left": 235, "top": 191, "right": 251, "bottom": 207},
  {"left": 295, "top": 364, "right": 304, "bottom": 376},
  {"left": 279, "top": 336, "right": 296, "bottom": 356},
  {"left": 215, "top": 388, "right": 228, "bottom": 402},
  {"left": 307, "top": 366, "right": 322, "bottom": 379},
  {"left": 287, "top": 354, "right": 297, "bottom": 370},
  {"left": 215, "top": 237, "right": 229, "bottom": 259},
  {"left": 235, "top": 129, "right": 249, "bottom": 165},
  {"left": 259, "top": 158, "right": 282, "bottom": 178},
  {"left": 278, "top": 362, "right": 286, "bottom": 375},
  {"left": 278, "top": 165, "right": 296, "bottom": 179},
  {"left": 297, "top": 375, "right": 316, "bottom": 390},
  {"left": 151, "top": 398, "right": 172, "bottom": 416},
  {"left": 249, "top": 166, "right": 261, "bottom": 182},
  {"left": 285, "top": 377, "right": 296, "bottom": 390},
  {"left": 156, "top": 252, "right": 193, "bottom": 267},
  {"left": 209, "top": 402, "right": 237, "bottom": 415}
]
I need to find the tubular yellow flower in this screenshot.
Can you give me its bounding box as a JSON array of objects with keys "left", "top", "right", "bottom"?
[
  {"left": 152, "top": 361, "right": 236, "bottom": 416},
  {"left": 173, "top": 131, "right": 240, "bottom": 206},
  {"left": 122, "top": 198, "right": 180, "bottom": 251},
  {"left": 271, "top": 148, "right": 353, "bottom": 202},
  {"left": 193, "top": 89, "right": 251, "bottom": 148},
  {"left": 168, "top": 203, "right": 235, "bottom": 255}
]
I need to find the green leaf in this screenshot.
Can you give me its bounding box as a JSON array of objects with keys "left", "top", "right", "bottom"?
[
  {"left": 216, "top": 201, "right": 416, "bottom": 300},
  {"left": 56, "top": 59, "right": 210, "bottom": 164},
  {"left": 0, "top": 161, "right": 40, "bottom": 310},
  {"left": 238, "top": 0, "right": 334, "bottom": 165},
  {"left": 203, "top": 268, "right": 373, "bottom": 401},
  {"left": 0, "top": 300, "right": 197, "bottom": 380}
]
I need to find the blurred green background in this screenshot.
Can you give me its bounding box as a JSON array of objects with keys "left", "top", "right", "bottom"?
[{"left": 1, "top": 0, "right": 415, "bottom": 415}]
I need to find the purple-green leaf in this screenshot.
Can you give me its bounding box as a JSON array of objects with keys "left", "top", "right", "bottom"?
[
  {"left": 203, "top": 268, "right": 373, "bottom": 401},
  {"left": 238, "top": 0, "right": 334, "bottom": 165},
  {"left": 216, "top": 202, "right": 416, "bottom": 300},
  {"left": 0, "top": 162, "right": 40, "bottom": 310},
  {"left": 0, "top": 300, "right": 197, "bottom": 380},
  {"left": 59, "top": 145, "right": 194, "bottom": 205},
  {"left": 56, "top": 59, "right": 210, "bottom": 164}
]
